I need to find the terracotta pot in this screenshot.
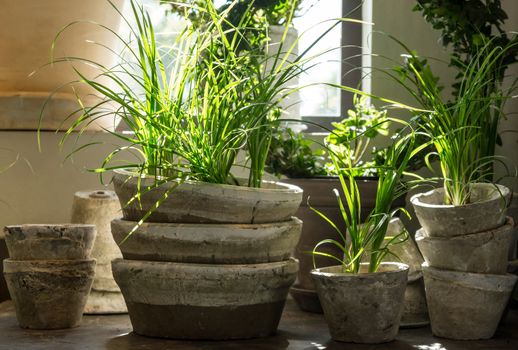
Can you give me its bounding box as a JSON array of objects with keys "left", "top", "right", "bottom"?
[
  {"left": 416, "top": 217, "right": 514, "bottom": 274},
  {"left": 0, "top": 0, "right": 126, "bottom": 130},
  {"left": 311, "top": 262, "right": 409, "bottom": 343},
  {"left": 112, "top": 258, "right": 297, "bottom": 339},
  {"left": 112, "top": 169, "right": 303, "bottom": 224},
  {"left": 4, "top": 224, "right": 96, "bottom": 260},
  {"left": 111, "top": 217, "right": 301, "bottom": 264},
  {"left": 411, "top": 183, "right": 510, "bottom": 237},
  {"left": 422, "top": 264, "right": 517, "bottom": 340},
  {"left": 3, "top": 259, "right": 96, "bottom": 329}
]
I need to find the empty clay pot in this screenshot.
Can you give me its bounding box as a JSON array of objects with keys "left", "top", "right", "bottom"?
[
  {"left": 4, "top": 224, "right": 96, "bottom": 260},
  {"left": 3, "top": 259, "right": 96, "bottom": 329},
  {"left": 416, "top": 217, "right": 514, "bottom": 274},
  {"left": 422, "top": 264, "right": 517, "bottom": 340},
  {"left": 311, "top": 262, "right": 409, "bottom": 343}
]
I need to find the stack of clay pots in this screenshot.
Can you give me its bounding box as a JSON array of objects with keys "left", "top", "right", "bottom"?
[
  {"left": 3, "top": 224, "right": 96, "bottom": 329},
  {"left": 71, "top": 190, "right": 126, "bottom": 314},
  {"left": 110, "top": 169, "right": 303, "bottom": 339},
  {"left": 411, "top": 184, "right": 518, "bottom": 340}
]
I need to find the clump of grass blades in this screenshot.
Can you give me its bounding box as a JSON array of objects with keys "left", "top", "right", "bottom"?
[
  {"left": 49, "top": 0, "right": 356, "bottom": 190},
  {"left": 311, "top": 122, "right": 427, "bottom": 274},
  {"left": 387, "top": 37, "right": 518, "bottom": 205}
]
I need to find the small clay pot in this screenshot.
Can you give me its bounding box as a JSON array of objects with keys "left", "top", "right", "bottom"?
[
  {"left": 311, "top": 262, "right": 409, "bottom": 343},
  {"left": 423, "top": 264, "right": 517, "bottom": 340},
  {"left": 416, "top": 217, "right": 514, "bottom": 274},
  {"left": 111, "top": 217, "right": 301, "bottom": 264},
  {"left": 4, "top": 224, "right": 96, "bottom": 260},
  {"left": 3, "top": 259, "right": 96, "bottom": 329},
  {"left": 411, "top": 184, "right": 510, "bottom": 237}
]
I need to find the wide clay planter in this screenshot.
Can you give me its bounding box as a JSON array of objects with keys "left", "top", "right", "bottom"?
[
  {"left": 411, "top": 183, "right": 510, "bottom": 237},
  {"left": 422, "top": 264, "right": 517, "bottom": 340},
  {"left": 4, "top": 224, "right": 96, "bottom": 260},
  {"left": 112, "top": 258, "right": 298, "bottom": 339},
  {"left": 284, "top": 177, "right": 406, "bottom": 312},
  {"left": 311, "top": 262, "right": 409, "bottom": 343},
  {"left": 3, "top": 259, "right": 96, "bottom": 329},
  {"left": 113, "top": 169, "right": 303, "bottom": 224},
  {"left": 111, "top": 217, "right": 302, "bottom": 264},
  {"left": 416, "top": 217, "right": 514, "bottom": 274},
  {"left": 0, "top": 0, "right": 126, "bottom": 130}
]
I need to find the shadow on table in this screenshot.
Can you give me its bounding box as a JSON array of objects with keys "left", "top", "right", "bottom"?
[
  {"left": 299, "top": 339, "right": 417, "bottom": 350},
  {"left": 105, "top": 331, "right": 290, "bottom": 350}
]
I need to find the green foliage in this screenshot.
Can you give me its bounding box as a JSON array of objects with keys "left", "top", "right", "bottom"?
[
  {"left": 413, "top": 0, "right": 518, "bottom": 181},
  {"left": 311, "top": 124, "right": 425, "bottom": 274},
  {"left": 391, "top": 39, "right": 518, "bottom": 205},
  {"left": 265, "top": 127, "right": 326, "bottom": 178},
  {"left": 325, "top": 95, "right": 389, "bottom": 177}
]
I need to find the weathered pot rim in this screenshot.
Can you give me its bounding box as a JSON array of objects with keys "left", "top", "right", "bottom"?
[
  {"left": 3, "top": 258, "right": 96, "bottom": 272},
  {"left": 410, "top": 183, "right": 510, "bottom": 209},
  {"left": 311, "top": 262, "right": 409, "bottom": 279},
  {"left": 112, "top": 216, "right": 302, "bottom": 230},
  {"left": 112, "top": 257, "right": 298, "bottom": 272},
  {"left": 415, "top": 216, "right": 514, "bottom": 241},
  {"left": 422, "top": 263, "right": 518, "bottom": 291},
  {"left": 5, "top": 223, "right": 95, "bottom": 231},
  {"left": 113, "top": 168, "right": 303, "bottom": 194}
]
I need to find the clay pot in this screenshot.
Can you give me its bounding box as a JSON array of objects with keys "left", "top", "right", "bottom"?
[
  {"left": 112, "top": 169, "right": 303, "bottom": 224},
  {"left": 416, "top": 217, "right": 514, "bottom": 274},
  {"left": 401, "top": 275, "right": 429, "bottom": 328},
  {"left": 71, "top": 190, "right": 126, "bottom": 314},
  {"left": 311, "top": 262, "right": 409, "bottom": 343},
  {"left": 111, "top": 217, "right": 301, "bottom": 264},
  {"left": 411, "top": 184, "right": 510, "bottom": 237},
  {"left": 3, "top": 259, "right": 96, "bottom": 329},
  {"left": 422, "top": 264, "right": 517, "bottom": 340},
  {"left": 284, "top": 177, "right": 406, "bottom": 312},
  {"left": 0, "top": 0, "right": 126, "bottom": 130},
  {"left": 4, "top": 224, "right": 96, "bottom": 260},
  {"left": 112, "top": 258, "right": 298, "bottom": 339}
]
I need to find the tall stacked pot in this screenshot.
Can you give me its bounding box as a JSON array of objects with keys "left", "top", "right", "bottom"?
[
  {"left": 111, "top": 170, "right": 303, "bottom": 339},
  {"left": 3, "top": 224, "right": 96, "bottom": 329},
  {"left": 411, "top": 183, "right": 518, "bottom": 340}
]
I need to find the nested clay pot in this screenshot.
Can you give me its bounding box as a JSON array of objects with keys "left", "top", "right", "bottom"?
[
  {"left": 112, "top": 169, "right": 303, "bottom": 224},
  {"left": 411, "top": 183, "right": 510, "bottom": 237},
  {"left": 4, "top": 224, "right": 96, "bottom": 260},
  {"left": 311, "top": 262, "right": 409, "bottom": 344},
  {"left": 112, "top": 258, "right": 298, "bottom": 339},
  {"left": 111, "top": 217, "right": 302, "bottom": 264},
  {"left": 3, "top": 259, "right": 96, "bottom": 329},
  {"left": 416, "top": 217, "right": 514, "bottom": 274},
  {"left": 422, "top": 264, "right": 517, "bottom": 340}
]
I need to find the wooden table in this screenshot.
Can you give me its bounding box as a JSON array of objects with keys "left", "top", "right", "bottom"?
[{"left": 1, "top": 299, "right": 517, "bottom": 349}]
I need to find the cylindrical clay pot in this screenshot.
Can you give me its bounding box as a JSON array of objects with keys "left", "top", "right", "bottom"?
[
  {"left": 411, "top": 183, "right": 510, "bottom": 237},
  {"left": 311, "top": 262, "right": 409, "bottom": 344},
  {"left": 112, "top": 169, "right": 303, "bottom": 224},
  {"left": 111, "top": 217, "right": 302, "bottom": 264},
  {"left": 71, "top": 190, "right": 126, "bottom": 314},
  {"left": 3, "top": 259, "right": 96, "bottom": 329},
  {"left": 4, "top": 224, "right": 96, "bottom": 260},
  {"left": 416, "top": 217, "right": 514, "bottom": 274},
  {"left": 422, "top": 264, "right": 517, "bottom": 340},
  {"left": 112, "top": 258, "right": 298, "bottom": 339}
]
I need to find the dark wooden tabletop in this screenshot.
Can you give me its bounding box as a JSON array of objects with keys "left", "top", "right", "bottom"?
[{"left": 1, "top": 299, "right": 517, "bottom": 350}]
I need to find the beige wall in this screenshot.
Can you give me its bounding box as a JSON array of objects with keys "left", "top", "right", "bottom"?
[{"left": 0, "top": 131, "right": 119, "bottom": 231}]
